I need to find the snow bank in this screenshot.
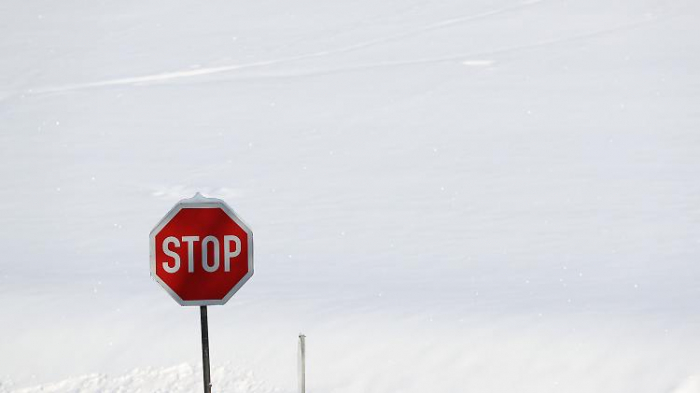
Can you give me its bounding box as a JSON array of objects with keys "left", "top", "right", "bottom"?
[{"left": 4, "top": 364, "right": 280, "bottom": 393}]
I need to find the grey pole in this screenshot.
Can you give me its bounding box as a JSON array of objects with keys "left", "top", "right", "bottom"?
[
  {"left": 200, "top": 306, "right": 212, "bottom": 393},
  {"left": 299, "top": 334, "right": 306, "bottom": 393}
]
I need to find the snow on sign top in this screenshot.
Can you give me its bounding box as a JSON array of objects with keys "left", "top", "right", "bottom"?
[{"left": 149, "top": 193, "right": 254, "bottom": 306}]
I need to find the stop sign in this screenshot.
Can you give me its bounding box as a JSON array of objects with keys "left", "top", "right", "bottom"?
[{"left": 150, "top": 193, "right": 253, "bottom": 306}]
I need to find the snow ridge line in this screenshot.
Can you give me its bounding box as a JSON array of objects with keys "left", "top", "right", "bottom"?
[
  {"left": 36, "top": 13, "right": 663, "bottom": 92},
  {"left": 30, "top": 0, "right": 545, "bottom": 94},
  {"left": 262, "top": 14, "right": 664, "bottom": 78}
]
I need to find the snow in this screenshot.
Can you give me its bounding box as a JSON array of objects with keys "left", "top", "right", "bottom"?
[
  {"left": 1, "top": 0, "right": 699, "bottom": 392},
  {"left": 3, "top": 364, "right": 278, "bottom": 393}
]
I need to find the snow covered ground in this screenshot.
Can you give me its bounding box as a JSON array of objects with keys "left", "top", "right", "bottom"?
[{"left": 1, "top": 0, "right": 699, "bottom": 392}]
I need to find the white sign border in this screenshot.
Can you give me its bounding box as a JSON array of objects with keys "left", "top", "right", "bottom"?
[{"left": 149, "top": 193, "right": 254, "bottom": 306}]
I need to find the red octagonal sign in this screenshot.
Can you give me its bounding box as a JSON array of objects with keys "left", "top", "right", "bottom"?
[{"left": 150, "top": 193, "right": 253, "bottom": 306}]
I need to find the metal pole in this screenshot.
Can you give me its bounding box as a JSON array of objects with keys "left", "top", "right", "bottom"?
[
  {"left": 200, "top": 306, "right": 212, "bottom": 393},
  {"left": 299, "top": 334, "right": 306, "bottom": 393}
]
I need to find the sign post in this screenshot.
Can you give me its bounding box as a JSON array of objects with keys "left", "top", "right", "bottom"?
[
  {"left": 150, "top": 193, "right": 254, "bottom": 393},
  {"left": 201, "top": 306, "right": 212, "bottom": 393}
]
